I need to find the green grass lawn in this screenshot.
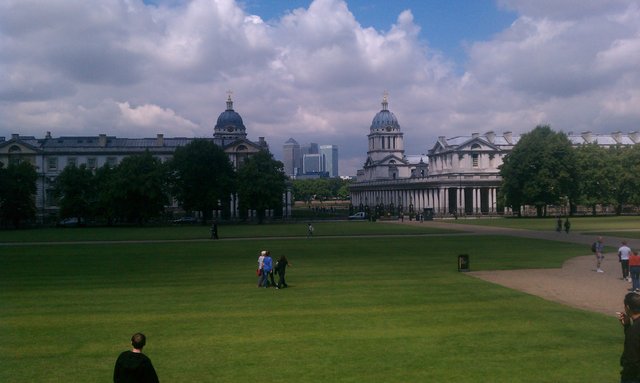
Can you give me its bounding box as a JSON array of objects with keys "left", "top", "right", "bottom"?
[
  {"left": 449, "top": 215, "right": 640, "bottom": 233},
  {"left": 0, "top": 228, "right": 623, "bottom": 382},
  {"left": 0, "top": 221, "right": 459, "bottom": 243}
]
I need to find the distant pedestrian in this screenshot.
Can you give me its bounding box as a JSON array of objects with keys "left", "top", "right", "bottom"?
[
  {"left": 619, "top": 241, "right": 632, "bottom": 281},
  {"left": 275, "top": 255, "right": 291, "bottom": 289},
  {"left": 564, "top": 218, "right": 571, "bottom": 234},
  {"left": 262, "top": 251, "right": 274, "bottom": 288},
  {"left": 113, "top": 332, "right": 159, "bottom": 383},
  {"left": 556, "top": 217, "right": 562, "bottom": 233},
  {"left": 307, "top": 223, "right": 314, "bottom": 238},
  {"left": 593, "top": 236, "right": 604, "bottom": 273},
  {"left": 257, "top": 250, "right": 266, "bottom": 287},
  {"left": 210, "top": 222, "right": 218, "bottom": 240},
  {"left": 629, "top": 251, "right": 640, "bottom": 292},
  {"left": 617, "top": 292, "right": 640, "bottom": 382}
]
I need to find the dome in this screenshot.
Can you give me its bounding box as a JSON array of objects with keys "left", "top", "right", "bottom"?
[
  {"left": 370, "top": 95, "right": 400, "bottom": 132},
  {"left": 215, "top": 95, "right": 246, "bottom": 132}
]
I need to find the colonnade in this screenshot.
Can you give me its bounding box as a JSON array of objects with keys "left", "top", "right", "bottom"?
[{"left": 351, "top": 185, "right": 502, "bottom": 215}]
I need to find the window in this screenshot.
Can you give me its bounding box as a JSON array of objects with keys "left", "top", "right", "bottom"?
[
  {"left": 47, "top": 157, "right": 58, "bottom": 171},
  {"left": 106, "top": 157, "right": 117, "bottom": 167},
  {"left": 67, "top": 157, "right": 77, "bottom": 167},
  {"left": 8, "top": 145, "right": 21, "bottom": 165},
  {"left": 87, "top": 157, "right": 97, "bottom": 170},
  {"left": 472, "top": 154, "right": 479, "bottom": 167}
]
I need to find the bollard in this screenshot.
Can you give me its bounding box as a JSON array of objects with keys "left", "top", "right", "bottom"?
[{"left": 458, "top": 254, "right": 470, "bottom": 272}]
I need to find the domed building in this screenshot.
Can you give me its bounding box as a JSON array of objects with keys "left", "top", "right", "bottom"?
[
  {"left": 213, "top": 94, "right": 268, "bottom": 169},
  {"left": 357, "top": 94, "right": 411, "bottom": 181},
  {"left": 0, "top": 94, "right": 286, "bottom": 222}
]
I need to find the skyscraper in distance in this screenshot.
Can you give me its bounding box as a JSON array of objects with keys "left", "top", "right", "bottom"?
[
  {"left": 320, "top": 144, "right": 339, "bottom": 177},
  {"left": 283, "top": 138, "right": 301, "bottom": 176}
]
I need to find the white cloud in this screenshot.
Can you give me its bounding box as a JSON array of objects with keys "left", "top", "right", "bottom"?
[{"left": 1, "top": 0, "right": 640, "bottom": 175}]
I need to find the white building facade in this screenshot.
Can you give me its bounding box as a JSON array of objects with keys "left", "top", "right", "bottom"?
[{"left": 350, "top": 96, "right": 640, "bottom": 216}]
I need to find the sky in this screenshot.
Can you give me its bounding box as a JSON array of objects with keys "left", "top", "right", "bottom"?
[{"left": 1, "top": 0, "right": 639, "bottom": 176}]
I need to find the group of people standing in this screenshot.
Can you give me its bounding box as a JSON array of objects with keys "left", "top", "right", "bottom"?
[
  {"left": 257, "top": 250, "right": 290, "bottom": 289},
  {"left": 594, "top": 237, "right": 640, "bottom": 292}
]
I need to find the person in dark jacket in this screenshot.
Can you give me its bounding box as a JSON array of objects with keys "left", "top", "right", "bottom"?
[
  {"left": 275, "top": 255, "right": 291, "bottom": 289},
  {"left": 619, "top": 292, "right": 640, "bottom": 383},
  {"left": 114, "top": 332, "right": 159, "bottom": 383}
]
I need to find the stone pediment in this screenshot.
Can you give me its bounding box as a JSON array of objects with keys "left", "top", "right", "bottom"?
[
  {"left": 378, "top": 154, "right": 408, "bottom": 165},
  {"left": 0, "top": 139, "right": 41, "bottom": 154},
  {"left": 456, "top": 137, "right": 500, "bottom": 152},
  {"left": 222, "top": 138, "right": 264, "bottom": 153}
]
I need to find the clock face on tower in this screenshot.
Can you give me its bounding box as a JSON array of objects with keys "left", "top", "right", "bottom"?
[{"left": 386, "top": 126, "right": 392, "bottom": 132}]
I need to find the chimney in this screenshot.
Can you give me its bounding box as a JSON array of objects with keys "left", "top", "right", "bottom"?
[
  {"left": 581, "top": 131, "right": 592, "bottom": 144},
  {"left": 485, "top": 131, "right": 495, "bottom": 143},
  {"left": 156, "top": 133, "right": 164, "bottom": 147},
  {"left": 45, "top": 131, "right": 52, "bottom": 139},
  {"left": 258, "top": 136, "right": 266, "bottom": 147},
  {"left": 98, "top": 134, "right": 107, "bottom": 147},
  {"left": 503, "top": 131, "right": 513, "bottom": 144},
  {"left": 11, "top": 133, "right": 19, "bottom": 140}
]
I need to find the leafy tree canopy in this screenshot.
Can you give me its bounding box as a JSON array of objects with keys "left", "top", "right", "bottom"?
[{"left": 236, "top": 150, "right": 287, "bottom": 223}]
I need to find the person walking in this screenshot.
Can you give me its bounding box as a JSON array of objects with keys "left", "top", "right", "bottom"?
[
  {"left": 307, "top": 223, "right": 314, "bottom": 238},
  {"left": 618, "top": 292, "right": 640, "bottom": 383},
  {"left": 593, "top": 236, "right": 605, "bottom": 272},
  {"left": 210, "top": 222, "right": 218, "bottom": 240},
  {"left": 262, "top": 251, "right": 274, "bottom": 288},
  {"left": 620, "top": 241, "right": 633, "bottom": 281},
  {"left": 275, "top": 255, "right": 291, "bottom": 289},
  {"left": 257, "top": 250, "right": 266, "bottom": 287},
  {"left": 113, "top": 332, "right": 159, "bottom": 383},
  {"left": 564, "top": 218, "right": 571, "bottom": 234},
  {"left": 630, "top": 251, "right": 640, "bottom": 293},
  {"left": 556, "top": 217, "right": 562, "bottom": 233}
]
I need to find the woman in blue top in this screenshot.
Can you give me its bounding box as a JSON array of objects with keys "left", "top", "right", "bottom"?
[{"left": 262, "top": 251, "right": 274, "bottom": 288}]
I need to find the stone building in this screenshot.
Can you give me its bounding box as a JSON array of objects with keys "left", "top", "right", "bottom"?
[
  {"left": 0, "top": 95, "right": 292, "bottom": 221},
  {"left": 350, "top": 96, "right": 640, "bottom": 217}
]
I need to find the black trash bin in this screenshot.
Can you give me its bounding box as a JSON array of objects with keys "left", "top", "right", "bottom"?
[{"left": 458, "top": 254, "right": 470, "bottom": 272}]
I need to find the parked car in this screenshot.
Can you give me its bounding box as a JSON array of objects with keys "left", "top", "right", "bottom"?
[
  {"left": 57, "top": 217, "right": 83, "bottom": 227},
  {"left": 348, "top": 212, "right": 367, "bottom": 220},
  {"left": 172, "top": 216, "right": 198, "bottom": 224}
]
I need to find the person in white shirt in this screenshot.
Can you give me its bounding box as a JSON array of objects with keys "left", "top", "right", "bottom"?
[
  {"left": 619, "top": 241, "right": 633, "bottom": 282},
  {"left": 257, "top": 250, "right": 266, "bottom": 287}
]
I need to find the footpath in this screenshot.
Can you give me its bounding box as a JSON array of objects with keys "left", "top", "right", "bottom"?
[{"left": 394, "top": 219, "right": 635, "bottom": 317}]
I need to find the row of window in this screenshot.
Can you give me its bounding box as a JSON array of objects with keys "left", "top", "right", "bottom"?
[{"left": 47, "top": 157, "right": 118, "bottom": 171}]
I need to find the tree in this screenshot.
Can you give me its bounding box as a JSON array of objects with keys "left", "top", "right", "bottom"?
[
  {"left": 110, "top": 152, "right": 170, "bottom": 224},
  {"left": 0, "top": 161, "right": 37, "bottom": 228},
  {"left": 574, "top": 144, "right": 616, "bottom": 215},
  {"left": 169, "top": 139, "right": 235, "bottom": 223},
  {"left": 500, "top": 125, "right": 578, "bottom": 217},
  {"left": 53, "top": 164, "right": 95, "bottom": 222},
  {"left": 93, "top": 164, "right": 118, "bottom": 225},
  {"left": 236, "top": 150, "right": 287, "bottom": 223},
  {"left": 612, "top": 145, "right": 640, "bottom": 214},
  {"left": 292, "top": 178, "right": 351, "bottom": 203}
]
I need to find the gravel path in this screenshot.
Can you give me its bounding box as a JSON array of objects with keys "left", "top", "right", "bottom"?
[{"left": 394, "top": 219, "right": 638, "bottom": 317}]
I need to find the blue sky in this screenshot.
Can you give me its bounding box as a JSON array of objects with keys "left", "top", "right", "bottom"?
[
  {"left": 244, "top": 0, "right": 517, "bottom": 70},
  {"left": 2, "top": 0, "right": 640, "bottom": 175}
]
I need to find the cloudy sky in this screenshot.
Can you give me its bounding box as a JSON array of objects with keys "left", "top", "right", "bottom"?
[{"left": 1, "top": 0, "right": 639, "bottom": 176}]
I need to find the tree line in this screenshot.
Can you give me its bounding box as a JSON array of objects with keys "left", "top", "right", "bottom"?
[
  {"left": 0, "top": 139, "right": 286, "bottom": 228},
  {"left": 500, "top": 125, "right": 640, "bottom": 217},
  {"left": 291, "top": 178, "right": 351, "bottom": 204}
]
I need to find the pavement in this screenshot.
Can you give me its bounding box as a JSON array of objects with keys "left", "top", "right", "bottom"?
[{"left": 393, "top": 219, "right": 635, "bottom": 317}]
